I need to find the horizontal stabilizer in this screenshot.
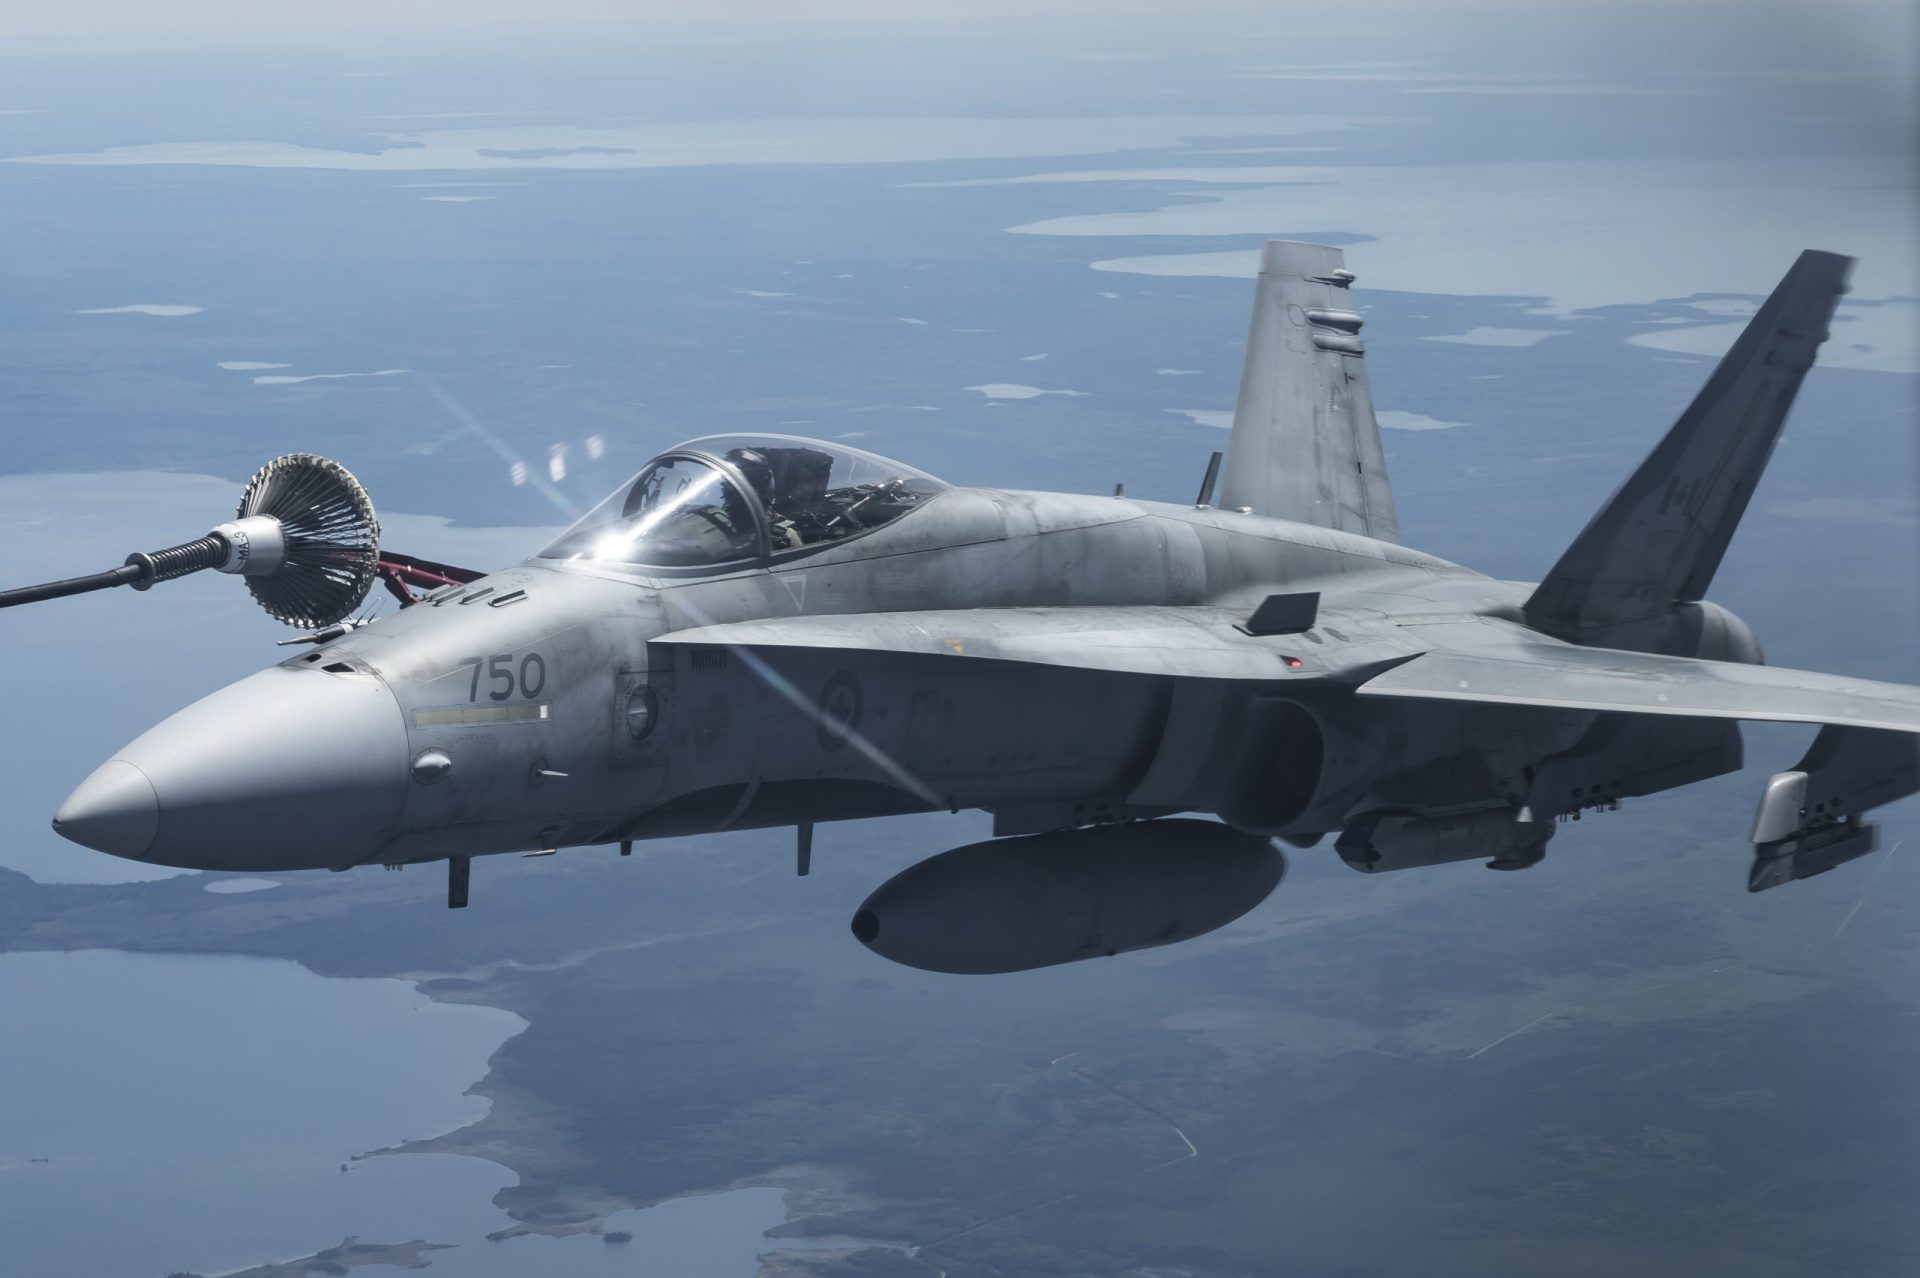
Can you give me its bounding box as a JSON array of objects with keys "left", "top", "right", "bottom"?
[{"left": 1358, "top": 644, "right": 1920, "bottom": 735}]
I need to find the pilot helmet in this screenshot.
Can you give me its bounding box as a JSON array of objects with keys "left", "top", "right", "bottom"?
[{"left": 724, "top": 447, "right": 777, "bottom": 507}]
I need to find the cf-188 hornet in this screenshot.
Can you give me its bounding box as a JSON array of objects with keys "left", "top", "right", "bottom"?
[{"left": 11, "top": 242, "right": 1915, "bottom": 974}]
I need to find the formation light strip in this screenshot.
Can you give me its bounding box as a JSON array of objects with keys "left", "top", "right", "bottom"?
[{"left": 413, "top": 704, "right": 551, "bottom": 727}]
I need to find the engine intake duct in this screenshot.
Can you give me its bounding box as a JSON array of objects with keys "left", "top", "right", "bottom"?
[{"left": 1216, "top": 699, "right": 1326, "bottom": 836}]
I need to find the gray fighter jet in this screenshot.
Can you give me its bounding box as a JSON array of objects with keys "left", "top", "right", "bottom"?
[{"left": 17, "top": 242, "right": 1918, "bottom": 974}]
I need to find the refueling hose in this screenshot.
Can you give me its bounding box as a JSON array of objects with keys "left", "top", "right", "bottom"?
[{"left": 0, "top": 532, "right": 230, "bottom": 609}]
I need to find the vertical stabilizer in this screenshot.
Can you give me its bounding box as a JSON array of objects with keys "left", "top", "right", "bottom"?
[
  {"left": 1219, "top": 241, "right": 1398, "bottom": 542},
  {"left": 1526, "top": 250, "right": 1853, "bottom": 637}
]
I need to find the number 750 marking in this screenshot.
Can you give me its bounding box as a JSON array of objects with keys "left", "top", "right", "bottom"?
[{"left": 464, "top": 652, "right": 548, "bottom": 702}]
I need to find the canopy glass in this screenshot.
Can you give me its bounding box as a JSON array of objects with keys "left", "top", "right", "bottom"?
[{"left": 539, "top": 434, "right": 948, "bottom": 569}]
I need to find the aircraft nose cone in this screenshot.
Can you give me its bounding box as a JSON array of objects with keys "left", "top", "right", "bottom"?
[
  {"left": 54, "top": 664, "right": 410, "bottom": 871},
  {"left": 53, "top": 760, "right": 160, "bottom": 857}
]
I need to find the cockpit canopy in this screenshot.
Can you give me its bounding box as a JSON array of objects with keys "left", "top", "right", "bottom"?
[{"left": 539, "top": 434, "right": 949, "bottom": 570}]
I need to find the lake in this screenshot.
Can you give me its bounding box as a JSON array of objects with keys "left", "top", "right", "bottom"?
[{"left": 0, "top": 950, "right": 889, "bottom": 1278}]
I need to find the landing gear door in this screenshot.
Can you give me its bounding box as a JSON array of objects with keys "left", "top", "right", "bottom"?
[{"left": 612, "top": 668, "right": 674, "bottom": 772}]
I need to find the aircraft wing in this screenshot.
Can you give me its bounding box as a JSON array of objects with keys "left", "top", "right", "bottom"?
[
  {"left": 1357, "top": 645, "right": 1920, "bottom": 734},
  {"left": 653, "top": 606, "right": 1414, "bottom": 681},
  {"left": 659, "top": 609, "right": 1920, "bottom": 734}
]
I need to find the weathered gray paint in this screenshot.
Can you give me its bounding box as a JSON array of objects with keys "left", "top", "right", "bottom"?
[
  {"left": 1526, "top": 249, "right": 1852, "bottom": 637},
  {"left": 1358, "top": 641, "right": 1920, "bottom": 733},
  {"left": 50, "top": 241, "right": 1919, "bottom": 909},
  {"left": 1219, "top": 241, "right": 1397, "bottom": 541}
]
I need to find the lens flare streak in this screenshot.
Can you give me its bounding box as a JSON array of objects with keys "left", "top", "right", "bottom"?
[{"left": 673, "top": 598, "right": 944, "bottom": 810}]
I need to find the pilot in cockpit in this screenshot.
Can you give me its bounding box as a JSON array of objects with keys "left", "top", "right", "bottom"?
[
  {"left": 723, "top": 446, "right": 805, "bottom": 549},
  {"left": 726, "top": 442, "right": 919, "bottom": 550},
  {"left": 541, "top": 434, "right": 949, "bottom": 569}
]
